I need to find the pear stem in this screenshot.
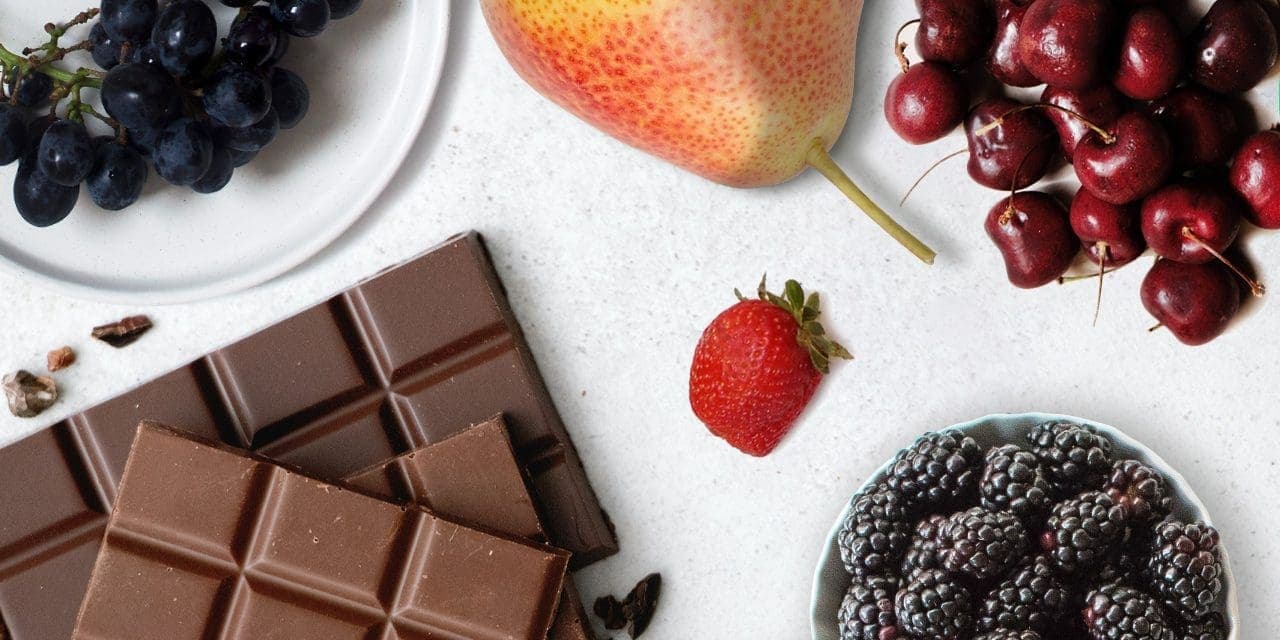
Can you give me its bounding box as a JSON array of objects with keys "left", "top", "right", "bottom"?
[{"left": 805, "top": 141, "right": 936, "bottom": 265}]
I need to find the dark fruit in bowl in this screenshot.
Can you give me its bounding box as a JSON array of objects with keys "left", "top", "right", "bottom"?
[
  {"left": 1148, "top": 86, "right": 1242, "bottom": 169},
  {"left": 1140, "top": 181, "right": 1243, "bottom": 264},
  {"left": 1113, "top": 6, "right": 1184, "bottom": 101},
  {"left": 885, "top": 62, "right": 969, "bottom": 145},
  {"left": 1018, "top": 0, "right": 1121, "bottom": 90},
  {"left": 1041, "top": 85, "right": 1124, "bottom": 163},
  {"left": 1142, "top": 259, "right": 1241, "bottom": 345},
  {"left": 985, "top": 192, "right": 1079, "bottom": 289},
  {"left": 1190, "top": 0, "right": 1279, "bottom": 93},
  {"left": 1229, "top": 129, "right": 1280, "bottom": 229},
  {"left": 1075, "top": 112, "right": 1172, "bottom": 205},
  {"left": 915, "top": 0, "right": 994, "bottom": 66},
  {"left": 1070, "top": 187, "right": 1146, "bottom": 267},
  {"left": 965, "top": 99, "right": 1058, "bottom": 191}
]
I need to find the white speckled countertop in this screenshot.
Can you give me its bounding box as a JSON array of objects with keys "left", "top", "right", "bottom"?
[{"left": 0, "top": 1, "right": 1276, "bottom": 637}]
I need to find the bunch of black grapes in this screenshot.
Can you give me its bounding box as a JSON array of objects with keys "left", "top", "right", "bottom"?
[{"left": 0, "top": 0, "right": 362, "bottom": 227}]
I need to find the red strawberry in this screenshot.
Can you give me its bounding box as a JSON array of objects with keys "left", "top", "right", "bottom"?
[{"left": 689, "top": 278, "right": 852, "bottom": 456}]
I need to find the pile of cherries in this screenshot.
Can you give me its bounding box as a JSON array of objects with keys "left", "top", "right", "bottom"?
[{"left": 884, "top": 0, "right": 1280, "bottom": 346}]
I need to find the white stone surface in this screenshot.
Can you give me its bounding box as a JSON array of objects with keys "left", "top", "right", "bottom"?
[{"left": 1, "top": 1, "right": 1276, "bottom": 637}]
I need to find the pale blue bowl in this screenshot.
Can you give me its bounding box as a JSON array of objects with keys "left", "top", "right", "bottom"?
[{"left": 810, "top": 413, "right": 1240, "bottom": 639}]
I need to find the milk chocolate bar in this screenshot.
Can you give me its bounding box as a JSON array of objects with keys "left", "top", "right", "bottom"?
[
  {"left": 346, "top": 416, "right": 594, "bottom": 640},
  {"left": 0, "top": 233, "right": 616, "bottom": 639},
  {"left": 73, "top": 423, "right": 568, "bottom": 639}
]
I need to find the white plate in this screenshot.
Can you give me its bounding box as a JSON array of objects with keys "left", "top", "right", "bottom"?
[
  {"left": 810, "top": 413, "right": 1240, "bottom": 640},
  {"left": 0, "top": 0, "right": 449, "bottom": 304}
]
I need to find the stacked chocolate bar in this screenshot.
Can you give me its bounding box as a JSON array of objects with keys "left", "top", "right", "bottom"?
[{"left": 0, "top": 233, "right": 617, "bottom": 639}]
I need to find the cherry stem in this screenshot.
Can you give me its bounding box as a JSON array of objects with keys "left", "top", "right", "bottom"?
[
  {"left": 1092, "top": 242, "right": 1108, "bottom": 327},
  {"left": 894, "top": 20, "right": 921, "bottom": 73},
  {"left": 806, "top": 140, "right": 937, "bottom": 264},
  {"left": 1058, "top": 268, "right": 1118, "bottom": 284},
  {"left": 975, "top": 104, "right": 1116, "bottom": 145},
  {"left": 1148, "top": 322, "right": 1165, "bottom": 333},
  {"left": 998, "top": 134, "right": 1055, "bottom": 225},
  {"left": 901, "top": 148, "right": 967, "bottom": 206},
  {"left": 1180, "top": 227, "right": 1266, "bottom": 297}
]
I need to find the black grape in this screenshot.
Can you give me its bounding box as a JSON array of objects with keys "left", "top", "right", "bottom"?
[
  {"left": 15, "top": 73, "right": 53, "bottom": 108},
  {"left": 216, "top": 107, "right": 279, "bottom": 152},
  {"left": 25, "top": 114, "right": 55, "bottom": 154},
  {"left": 153, "top": 118, "right": 213, "bottom": 186},
  {"left": 270, "top": 68, "right": 309, "bottom": 130},
  {"left": 37, "top": 119, "right": 94, "bottom": 186},
  {"left": 220, "top": 0, "right": 259, "bottom": 6},
  {"left": 101, "top": 63, "right": 183, "bottom": 130},
  {"left": 14, "top": 153, "right": 79, "bottom": 227},
  {"left": 265, "top": 31, "right": 291, "bottom": 66},
  {"left": 86, "top": 139, "right": 148, "bottom": 210},
  {"left": 226, "top": 8, "right": 280, "bottom": 67},
  {"left": 0, "top": 104, "right": 26, "bottom": 166},
  {"left": 328, "top": 0, "right": 362, "bottom": 20},
  {"left": 89, "top": 23, "right": 124, "bottom": 70},
  {"left": 131, "top": 41, "right": 162, "bottom": 67},
  {"left": 227, "top": 147, "right": 258, "bottom": 167},
  {"left": 151, "top": 0, "right": 217, "bottom": 78},
  {"left": 126, "top": 124, "right": 161, "bottom": 157},
  {"left": 203, "top": 66, "right": 272, "bottom": 128},
  {"left": 101, "top": 0, "right": 158, "bottom": 43},
  {"left": 192, "top": 147, "right": 234, "bottom": 194},
  {"left": 270, "top": 0, "right": 330, "bottom": 38}
]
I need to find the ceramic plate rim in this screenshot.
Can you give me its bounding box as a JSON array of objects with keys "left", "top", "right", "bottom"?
[
  {"left": 0, "top": 1, "right": 451, "bottom": 305},
  {"left": 808, "top": 412, "right": 1241, "bottom": 640}
]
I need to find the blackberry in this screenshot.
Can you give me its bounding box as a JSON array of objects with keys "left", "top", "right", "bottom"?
[
  {"left": 1144, "top": 519, "right": 1222, "bottom": 622},
  {"left": 1178, "top": 613, "right": 1226, "bottom": 640},
  {"left": 838, "top": 574, "right": 904, "bottom": 640},
  {"left": 978, "top": 555, "right": 1070, "bottom": 633},
  {"left": 886, "top": 430, "right": 984, "bottom": 510},
  {"left": 1084, "top": 583, "right": 1173, "bottom": 640},
  {"left": 1027, "top": 422, "right": 1112, "bottom": 496},
  {"left": 976, "top": 631, "right": 1042, "bottom": 640},
  {"left": 1102, "top": 460, "right": 1173, "bottom": 524},
  {"left": 838, "top": 488, "right": 913, "bottom": 577},
  {"left": 980, "top": 445, "right": 1053, "bottom": 520},
  {"left": 936, "top": 507, "right": 1028, "bottom": 580},
  {"left": 894, "top": 569, "right": 974, "bottom": 639},
  {"left": 1042, "top": 491, "right": 1128, "bottom": 575},
  {"left": 900, "top": 514, "right": 946, "bottom": 580}
]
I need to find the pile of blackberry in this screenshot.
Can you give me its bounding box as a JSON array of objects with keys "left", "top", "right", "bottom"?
[{"left": 836, "top": 422, "right": 1230, "bottom": 640}]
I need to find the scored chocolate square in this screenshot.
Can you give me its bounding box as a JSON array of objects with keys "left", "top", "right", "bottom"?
[
  {"left": 345, "top": 416, "right": 595, "bottom": 640},
  {"left": 74, "top": 423, "right": 570, "bottom": 640},
  {"left": 0, "top": 232, "right": 615, "bottom": 640}
]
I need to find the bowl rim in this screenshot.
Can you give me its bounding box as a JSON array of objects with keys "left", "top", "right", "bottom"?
[{"left": 809, "top": 412, "right": 1240, "bottom": 639}]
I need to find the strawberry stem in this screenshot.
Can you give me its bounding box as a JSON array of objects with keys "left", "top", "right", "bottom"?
[{"left": 754, "top": 276, "right": 852, "bottom": 374}]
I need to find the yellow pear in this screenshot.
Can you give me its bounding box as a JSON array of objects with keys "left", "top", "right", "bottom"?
[{"left": 480, "top": 0, "right": 935, "bottom": 263}]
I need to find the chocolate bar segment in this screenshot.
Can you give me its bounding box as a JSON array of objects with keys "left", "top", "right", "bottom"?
[
  {"left": 0, "top": 232, "right": 615, "bottom": 640},
  {"left": 74, "top": 423, "right": 569, "bottom": 640},
  {"left": 346, "top": 416, "right": 596, "bottom": 640}
]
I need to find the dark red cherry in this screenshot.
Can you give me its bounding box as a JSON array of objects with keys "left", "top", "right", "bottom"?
[
  {"left": 1018, "top": 0, "right": 1121, "bottom": 90},
  {"left": 1190, "top": 0, "right": 1279, "bottom": 93},
  {"left": 1141, "top": 259, "right": 1241, "bottom": 346},
  {"left": 1140, "top": 181, "right": 1243, "bottom": 264},
  {"left": 1148, "top": 86, "right": 1241, "bottom": 169},
  {"left": 985, "top": 191, "right": 1080, "bottom": 288},
  {"left": 884, "top": 62, "right": 969, "bottom": 145},
  {"left": 987, "top": 0, "right": 1040, "bottom": 87},
  {"left": 1229, "top": 128, "right": 1280, "bottom": 229},
  {"left": 1114, "top": 6, "right": 1184, "bottom": 100},
  {"left": 1041, "top": 85, "right": 1124, "bottom": 163},
  {"left": 915, "top": 0, "right": 994, "bottom": 66},
  {"left": 1074, "top": 112, "right": 1172, "bottom": 205},
  {"left": 964, "top": 99, "right": 1058, "bottom": 190},
  {"left": 1070, "top": 187, "right": 1147, "bottom": 266}
]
